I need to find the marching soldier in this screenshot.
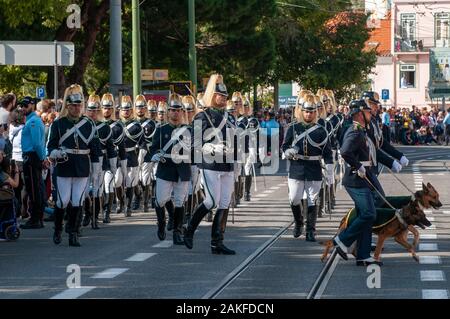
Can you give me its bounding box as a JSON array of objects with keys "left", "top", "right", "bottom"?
[
  {"left": 47, "top": 84, "right": 102, "bottom": 246},
  {"left": 157, "top": 101, "right": 167, "bottom": 124},
  {"left": 83, "top": 94, "right": 117, "bottom": 229},
  {"left": 147, "top": 100, "right": 158, "bottom": 121},
  {"left": 134, "top": 95, "right": 156, "bottom": 212},
  {"left": 182, "top": 95, "right": 200, "bottom": 223},
  {"left": 183, "top": 74, "right": 237, "bottom": 255},
  {"left": 149, "top": 93, "right": 191, "bottom": 244},
  {"left": 227, "top": 96, "right": 242, "bottom": 207},
  {"left": 101, "top": 93, "right": 126, "bottom": 223},
  {"left": 282, "top": 94, "right": 333, "bottom": 242},
  {"left": 119, "top": 95, "right": 145, "bottom": 217}
]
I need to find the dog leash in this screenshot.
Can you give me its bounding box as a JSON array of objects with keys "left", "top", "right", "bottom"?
[
  {"left": 385, "top": 166, "right": 415, "bottom": 195},
  {"left": 363, "top": 176, "right": 396, "bottom": 210}
]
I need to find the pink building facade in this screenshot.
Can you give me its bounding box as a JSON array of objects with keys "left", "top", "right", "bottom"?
[{"left": 369, "top": 0, "right": 450, "bottom": 108}]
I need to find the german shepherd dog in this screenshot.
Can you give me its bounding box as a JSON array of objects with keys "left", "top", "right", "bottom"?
[{"left": 320, "top": 182, "right": 442, "bottom": 263}]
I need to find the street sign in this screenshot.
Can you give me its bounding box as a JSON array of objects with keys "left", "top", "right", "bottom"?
[
  {"left": 141, "top": 69, "right": 154, "bottom": 81},
  {"left": 381, "top": 89, "right": 389, "bottom": 100},
  {"left": 36, "top": 86, "right": 45, "bottom": 99},
  {"left": 153, "top": 69, "right": 169, "bottom": 81},
  {"left": 278, "top": 96, "right": 297, "bottom": 108},
  {"left": 0, "top": 41, "right": 74, "bottom": 66}
]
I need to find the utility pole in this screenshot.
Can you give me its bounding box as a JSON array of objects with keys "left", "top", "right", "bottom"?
[
  {"left": 132, "top": 0, "right": 141, "bottom": 97},
  {"left": 110, "top": 0, "right": 122, "bottom": 96},
  {"left": 188, "top": 0, "right": 197, "bottom": 93}
]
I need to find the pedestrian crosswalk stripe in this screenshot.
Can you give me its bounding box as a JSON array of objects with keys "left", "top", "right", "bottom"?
[
  {"left": 421, "top": 233, "right": 438, "bottom": 239},
  {"left": 152, "top": 240, "right": 173, "bottom": 248},
  {"left": 125, "top": 253, "right": 157, "bottom": 262},
  {"left": 91, "top": 268, "right": 129, "bottom": 279},
  {"left": 50, "top": 287, "right": 96, "bottom": 299},
  {"left": 419, "top": 256, "right": 441, "bottom": 264},
  {"left": 420, "top": 270, "right": 445, "bottom": 281},
  {"left": 419, "top": 243, "right": 438, "bottom": 251},
  {"left": 422, "top": 290, "right": 449, "bottom": 299}
]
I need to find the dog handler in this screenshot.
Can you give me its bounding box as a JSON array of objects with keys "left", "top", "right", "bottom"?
[{"left": 332, "top": 100, "right": 383, "bottom": 266}]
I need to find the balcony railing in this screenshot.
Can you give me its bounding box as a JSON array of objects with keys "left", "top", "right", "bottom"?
[{"left": 394, "top": 36, "right": 439, "bottom": 53}]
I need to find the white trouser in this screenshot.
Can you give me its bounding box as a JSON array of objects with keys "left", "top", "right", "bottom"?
[
  {"left": 139, "top": 162, "right": 153, "bottom": 186},
  {"left": 243, "top": 148, "right": 257, "bottom": 176},
  {"left": 126, "top": 166, "right": 139, "bottom": 188},
  {"left": 189, "top": 165, "right": 200, "bottom": 195},
  {"left": 156, "top": 178, "right": 189, "bottom": 208},
  {"left": 90, "top": 169, "right": 105, "bottom": 198},
  {"left": 56, "top": 176, "right": 89, "bottom": 209},
  {"left": 288, "top": 178, "right": 322, "bottom": 207},
  {"left": 201, "top": 169, "right": 234, "bottom": 210},
  {"left": 104, "top": 170, "right": 116, "bottom": 194},
  {"left": 234, "top": 163, "right": 242, "bottom": 182}
]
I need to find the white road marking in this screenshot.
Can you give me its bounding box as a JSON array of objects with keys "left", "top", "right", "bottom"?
[
  {"left": 50, "top": 287, "right": 96, "bottom": 299},
  {"left": 422, "top": 290, "right": 449, "bottom": 299},
  {"left": 443, "top": 210, "right": 450, "bottom": 215},
  {"left": 427, "top": 217, "right": 435, "bottom": 222},
  {"left": 427, "top": 225, "right": 437, "bottom": 230},
  {"left": 270, "top": 186, "right": 280, "bottom": 190},
  {"left": 421, "top": 233, "right": 438, "bottom": 239},
  {"left": 152, "top": 240, "right": 173, "bottom": 248},
  {"left": 91, "top": 268, "right": 128, "bottom": 279},
  {"left": 125, "top": 253, "right": 157, "bottom": 262},
  {"left": 427, "top": 157, "right": 434, "bottom": 160},
  {"left": 419, "top": 256, "right": 441, "bottom": 264},
  {"left": 420, "top": 270, "right": 446, "bottom": 282},
  {"left": 419, "top": 243, "right": 438, "bottom": 251},
  {"left": 424, "top": 210, "right": 433, "bottom": 213}
]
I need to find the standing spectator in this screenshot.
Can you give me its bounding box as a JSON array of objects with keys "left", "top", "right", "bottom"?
[
  {"left": 381, "top": 107, "right": 390, "bottom": 143},
  {"left": 19, "top": 97, "right": 47, "bottom": 229},
  {"left": 444, "top": 108, "right": 450, "bottom": 146},
  {"left": 435, "top": 111, "right": 445, "bottom": 144},
  {"left": 0, "top": 93, "right": 16, "bottom": 136},
  {"left": 8, "top": 108, "right": 27, "bottom": 218},
  {"left": 260, "top": 109, "right": 280, "bottom": 157}
]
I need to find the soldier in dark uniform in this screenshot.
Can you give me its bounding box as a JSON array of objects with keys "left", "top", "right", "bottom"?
[
  {"left": 147, "top": 100, "right": 158, "bottom": 121},
  {"left": 332, "top": 99, "right": 383, "bottom": 266},
  {"left": 102, "top": 93, "right": 126, "bottom": 223},
  {"left": 83, "top": 94, "right": 117, "bottom": 229},
  {"left": 119, "top": 95, "right": 145, "bottom": 217},
  {"left": 47, "top": 84, "right": 102, "bottom": 246},
  {"left": 282, "top": 94, "right": 333, "bottom": 242},
  {"left": 182, "top": 95, "right": 200, "bottom": 223},
  {"left": 134, "top": 95, "right": 156, "bottom": 212},
  {"left": 227, "top": 97, "right": 240, "bottom": 208},
  {"left": 149, "top": 93, "right": 191, "bottom": 244},
  {"left": 183, "top": 74, "right": 237, "bottom": 255}
]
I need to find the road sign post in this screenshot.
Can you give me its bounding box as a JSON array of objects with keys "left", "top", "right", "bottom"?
[{"left": 36, "top": 86, "right": 46, "bottom": 99}]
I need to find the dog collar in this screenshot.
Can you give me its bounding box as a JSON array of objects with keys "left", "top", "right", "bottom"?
[{"left": 395, "top": 209, "right": 408, "bottom": 229}]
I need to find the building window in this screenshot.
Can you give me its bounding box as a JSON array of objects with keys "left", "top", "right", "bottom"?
[
  {"left": 400, "top": 13, "right": 416, "bottom": 42},
  {"left": 400, "top": 64, "right": 416, "bottom": 88},
  {"left": 436, "top": 13, "right": 450, "bottom": 48}
]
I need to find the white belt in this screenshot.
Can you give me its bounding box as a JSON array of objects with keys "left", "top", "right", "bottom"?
[
  {"left": 125, "top": 146, "right": 137, "bottom": 152},
  {"left": 293, "top": 155, "right": 322, "bottom": 161},
  {"left": 65, "top": 149, "right": 90, "bottom": 155}
]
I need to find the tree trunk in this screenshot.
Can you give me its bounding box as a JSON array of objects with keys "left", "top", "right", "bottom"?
[{"left": 67, "top": 0, "right": 110, "bottom": 87}]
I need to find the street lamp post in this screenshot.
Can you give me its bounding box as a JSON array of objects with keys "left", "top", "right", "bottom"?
[
  {"left": 132, "top": 0, "right": 141, "bottom": 97},
  {"left": 188, "top": 0, "right": 197, "bottom": 93}
]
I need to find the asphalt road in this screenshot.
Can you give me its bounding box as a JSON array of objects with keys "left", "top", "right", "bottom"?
[{"left": 0, "top": 145, "right": 449, "bottom": 300}]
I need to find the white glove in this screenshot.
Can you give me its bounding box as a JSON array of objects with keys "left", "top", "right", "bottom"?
[
  {"left": 138, "top": 149, "right": 147, "bottom": 165},
  {"left": 400, "top": 155, "right": 409, "bottom": 167},
  {"left": 357, "top": 165, "right": 366, "bottom": 179},
  {"left": 151, "top": 153, "right": 162, "bottom": 163},
  {"left": 213, "top": 144, "right": 226, "bottom": 157},
  {"left": 92, "top": 162, "right": 101, "bottom": 176},
  {"left": 284, "top": 148, "right": 296, "bottom": 160},
  {"left": 325, "top": 164, "right": 334, "bottom": 185},
  {"left": 49, "top": 149, "right": 66, "bottom": 160},
  {"left": 109, "top": 157, "right": 117, "bottom": 175},
  {"left": 202, "top": 143, "right": 215, "bottom": 156},
  {"left": 391, "top": 160, "right": 402, "bottom": 173}
]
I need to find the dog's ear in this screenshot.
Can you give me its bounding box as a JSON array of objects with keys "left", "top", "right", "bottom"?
[
  {"left": 423, "top": 182, "right": 429, "bottom": 193},
  {"left": 427, "top": 182, "right": 434, "bottom": 191}
]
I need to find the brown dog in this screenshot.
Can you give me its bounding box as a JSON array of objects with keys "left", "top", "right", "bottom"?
[{"left": 320, "top": 182, "right": 441, "bottom": 263}]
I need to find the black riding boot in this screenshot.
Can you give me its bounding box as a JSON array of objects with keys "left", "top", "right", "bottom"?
[
  {"left": 244, "top": 175, "right": 252, "bottom": 201},
  {"left": 53, "top": 207, "right": 65, "bottom": 245},
  {"left": 166, "top": 200, "right": 175, "bottom": 231},
  {"left": 125, "top": 187, "right": 133, "bottom": 217},
  {"left": 318, "top": 189, "right": 324, "bottom": 218},
  {"left": 132, "top": 185, "right": 141, "bottom": 210},
  {"left": 115, "top": 187, "right": 124, "bottom": 214},
  {"left": 233, "top": 182, "right": 239, "bottom": 207},
  {"left": 103, "top": 193, "right": 113, "bottom": 223},
  {"left": 69, "top": 206, "right": 82, "bottom": 247},
  {"left": 238, "top": 176, "right": 244, "bottom": 202},
  {"left": 219, "top": 209, "right": 230, "bottom": 241},
  {"left": 143, "top": 185, "right": 150, "bottom": 212},
  {"left": 185, "top": 194, "right": 193, "bottom": 224},
  {"left": 92, "top": 197, "right": 100, "bottom": 229},
  {"left": 330, "top": 186, "right": 336, "bottom": 208},
  {"left": 211, "top": 209, "right": 235, "bottom": 255},
  {"left": 291, "top": 204, "right": 304, "bottom": 238},
  {"left": 306, "top": 205, "right": 318, "bottom": 242},
  {"left": 184, "top": 203, "right": 210, "bottom": 249},
  {"left": 173, "top": 206, "right": 184, "bottom": 245},
  {"left": 82, "top": 197, "right": 91, "bottom": 227},
  {"left": 155, "top": 204, "right": 166, "bottom": 240},
  {"left": 151, "top": 180, "right": 156, "bottom": 208}
]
